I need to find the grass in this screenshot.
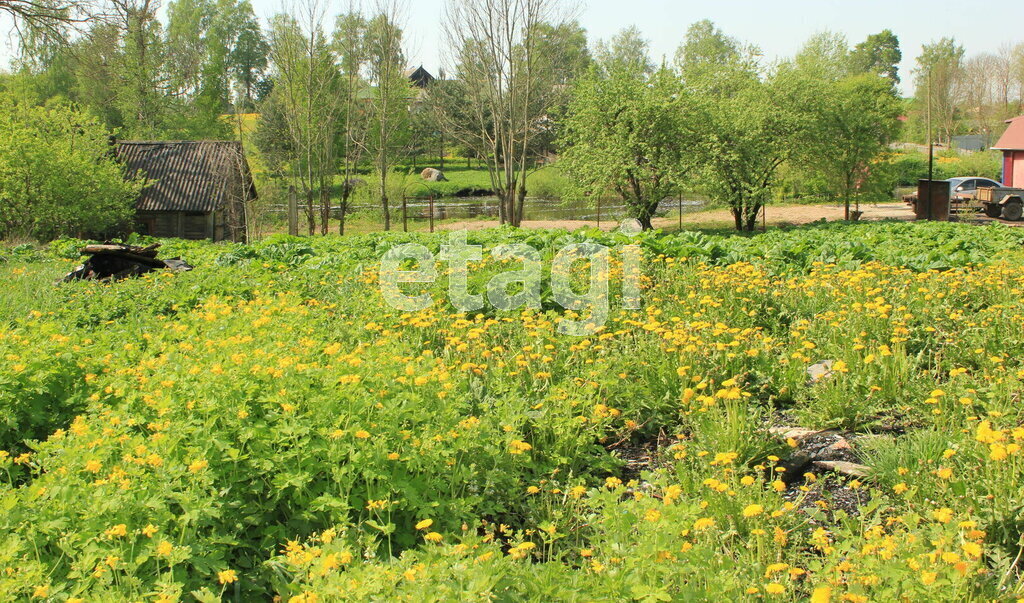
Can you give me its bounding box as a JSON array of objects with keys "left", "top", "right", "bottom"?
[{"left": 2, "top": 221, "right": 1023, "bottom": 600}]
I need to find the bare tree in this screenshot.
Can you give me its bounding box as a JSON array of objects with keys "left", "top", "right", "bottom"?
[
  {"left": 355, "top": 0, "right": 410, "bottom": 231},
  {"left": 440, "top": 0, "right": 566, "bottom": 227},
  {"left": 269, "top": 0, "right": 342, "bottom": 235}
]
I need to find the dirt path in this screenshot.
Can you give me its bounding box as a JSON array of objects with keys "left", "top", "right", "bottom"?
[{"left": 438, "top": 203, "right": 914, "bottom": 232}]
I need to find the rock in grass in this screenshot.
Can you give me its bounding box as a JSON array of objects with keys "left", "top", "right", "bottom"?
[{"left": 812, "top": 460, "right": 870, "bottom": 478}]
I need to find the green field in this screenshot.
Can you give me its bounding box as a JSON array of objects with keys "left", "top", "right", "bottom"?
[{"left": 1, "top": 221, "right": 1024, "bottom": 601}]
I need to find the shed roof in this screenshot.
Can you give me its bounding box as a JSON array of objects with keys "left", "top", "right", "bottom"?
[
  {"left": 993, "top": 116, "right": 1024, "bottom": 151},
  {"left": 116, "top": 141, "right": 257, "bottom": 213}
]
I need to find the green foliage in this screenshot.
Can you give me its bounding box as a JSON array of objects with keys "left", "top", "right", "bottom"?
[
  {"left": 1, "top": 222, "right": 1023, "bottom": 600},
  {"left": 0, "top": 98, "right": 145, "bottom": 241},
  {"left": 559, "top": 65, "right": 691, "bottom": 229}
]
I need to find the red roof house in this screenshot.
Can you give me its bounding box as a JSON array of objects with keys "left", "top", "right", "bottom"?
[{"left": 993, "top": 116, "right": 1024, "bottom": 187}]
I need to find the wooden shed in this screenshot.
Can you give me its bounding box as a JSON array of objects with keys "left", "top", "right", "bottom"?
[
  {"left": 993, "top": 116, "right": 1024, "bottom": 187},
  {"left": 116, "top": 141, "right": 255, "bottom": 242}
]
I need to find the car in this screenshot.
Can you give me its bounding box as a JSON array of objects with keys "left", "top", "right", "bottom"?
[
  {"left": 902, "top": 177, "right": 1003, "bottom": 205},
  {"left": 947, "top": 177, "right": 1003, "bottom": 200}
]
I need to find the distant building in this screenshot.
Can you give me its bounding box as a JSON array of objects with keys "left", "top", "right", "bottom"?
[
  {"left": 116, "top": 141, "right": 255, "bottom": 242},
  {"left": 952, "top": 134, "right": 989, "bottom": 152},
  {"left": 405, "top": 65, "right": 435, "bottom": 89},
  {"left": 993, "top": 117, "right": 1024, "bottom": 187}
]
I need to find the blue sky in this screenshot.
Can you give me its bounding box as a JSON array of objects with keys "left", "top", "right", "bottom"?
[
  {"left": 257, "top": 0, "right": 1024, "bottom": 96},
  {"left": 3, "top": 0, "right": 1023, "bottom": 96}
]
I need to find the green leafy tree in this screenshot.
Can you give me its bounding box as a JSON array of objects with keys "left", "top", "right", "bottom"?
[
  {"left": 850, "top": 29, "right": 901, "bottom": 87},
  {"left": 675, "top": 19, "right": 742, "bottom": 79},
  {"left": 559, "top": 66, "right": 691, "bottom": 230},
  {"left": 793, "top": 72, "right": 903, "bottom": 219},
  {"left": 230, "top": 1, "right": 269, "bottom": 110},
  {"left": 0, "top": 98, "right": 146, "bottom": 241},
  {"left": 689, "top": 59, "right": 811, "bottom": 231},
  {"left": 594, "top": 25, "right": 653, "bottom": 77}
]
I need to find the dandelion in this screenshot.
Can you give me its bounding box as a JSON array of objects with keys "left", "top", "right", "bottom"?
[
  {"left": 424, "top": 532, "right": 443, "bottom": 543},
  {"left": 415, "top": 519, "right": 433, "bottom": 530},
  {"left": 742, "top": 504, "right": 764, "bottom": 518},
  {"left": 810, "top": 586, "right": 832, "bottom": 603}
]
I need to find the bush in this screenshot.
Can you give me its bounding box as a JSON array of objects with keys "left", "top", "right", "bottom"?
[{"left": 0, "top": 97, "right": 147, "bottom": 241}]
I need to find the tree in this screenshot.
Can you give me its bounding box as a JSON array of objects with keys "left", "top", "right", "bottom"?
[
  {"left": 794, "top": 73, "right": 902, "bottom": 219},
  {"left": 0, "top": 97, "right": 146, "bottom": 240},
  {"left": 441, "top": 0, "right": 566, "bottom": 227},
  {"left": 229, "top": 0, "right": 269, "bottom": 110},
  {"left": 559, "top": 65, "right": 691, "bottom": 230},
  {"left": 850, "top": 29, "right": 901, "bottom": 88},
  {"left": 268, "top": 1, "right": 342, "bottom": 235},
  {"left": 794, "top": 31, "right": 850, "bottom": 80},
  {"left": 595, "top": 25, "right": 652, "bottom": 77},
  {"left": 109, "top": 0, "right": 168, "bottom": 136},
  {"left": 359, "top": 4, "right": 411, "bottom": 232},
  {"left": 689, "top": 59, "right": 810, "bottom": 231},
  {"left": 675, "top": 19, "right": 740, "bottom": 79},
  {"left": 915, "top": 37, "right": 965, "bottom": 146}
]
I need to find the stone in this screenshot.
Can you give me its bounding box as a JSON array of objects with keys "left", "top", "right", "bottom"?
[
  {"left": 769, "top": 427, "right": 823, "bottom": 442},
  {"left": 807, "top": 359, "right": 834, "bottom": 382},
  {"left": 421, "top": 167, "right": 447, "bottom": 182},
  {"left": 812, "top": 460, "right": 870, "bottom": 478}
]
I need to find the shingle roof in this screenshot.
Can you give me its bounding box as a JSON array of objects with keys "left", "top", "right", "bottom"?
[
  {"left": 116, "top": 141, "right": 257, "bottom": 213},
  {"left": 993, "top": 116, "right": 1024, "bottom": 151}
]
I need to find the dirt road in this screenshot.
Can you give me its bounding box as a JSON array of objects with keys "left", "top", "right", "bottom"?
[{"left": 438, "top": 203, "right": 914, "bottom": 232}]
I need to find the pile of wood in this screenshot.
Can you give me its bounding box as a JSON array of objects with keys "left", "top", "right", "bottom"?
[{"left": 61, "top": 243, "right": 193, "bottom": 282}]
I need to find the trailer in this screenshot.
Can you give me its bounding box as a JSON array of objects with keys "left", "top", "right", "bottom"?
[{"left": 977, "top": 187, "right": 1024, "bottom": 221}]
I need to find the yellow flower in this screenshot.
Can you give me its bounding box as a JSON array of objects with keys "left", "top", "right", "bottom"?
[
  {"left": 693, "top": 517, "right": 716, "bottom": 531},
  {"left": 85, "top": 459, "right": 102, "bottom": 473},
  {"left": 526, "top": 485, "right": 540, "bottom": 494},
  {"left": 764, "top": 582, "right": 785, "bottom": 595},
  {"left": 920, "top": 570, "right": 937, "bottom": 585},
  {"left": 810, "top": 586, "right": 831, "bottom": 603},
  {"left": 508, "top": 440, "right": 532, "bottom": 454},
  {"left": 106, "top": 523, "right": 128, "bottom": 538},
  {"left": 740, "top": 475, "right": 755, "bottom": 486},
  {"left": 962, "top": 541, "right": 983, "bottom": 558},
  {"left": 156, "top": 540, "right": 173, "bottom": 556},
  {"left": 354, "top": 430, "right": 370, "bottom": 439},
  {"left": 188, "top": 459, "right": 209, "bottom": 473},
  {"left": 415, "top": 519, "right": 433, "bottom": 530},
  {"left": 424, "top": 532, "right": 443, "bottom": 542},
  {"left": 742, "top": 504, "right": 764, "bottom": 518},
  {"left": 33, "top": 585, "right": 50, "bottom": 598},
  {"left": 931, "top": 508, "right": 954, "bottom": 523},
  {"left": 604, "top": 476, "right": 622, "bottom": 489},
  {"left": 142, "top": 524, "right": 159, "bottom": 537},
  {"left": 218, "top": 569, "right": 238, "bottom": 584},
  {"left": 893, "top": 483, "right": 909, "bottom": 495}
]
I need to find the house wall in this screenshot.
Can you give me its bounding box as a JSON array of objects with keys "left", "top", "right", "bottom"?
[
  {"left": 1014, "top": 152, "right": 1024, "bottom": 189},
  {"left": 1005, "top": 152, "right": 1015, "bottom": 187},
  {"left": 136, "top": 211, "right": 213, "bottom": 240}
]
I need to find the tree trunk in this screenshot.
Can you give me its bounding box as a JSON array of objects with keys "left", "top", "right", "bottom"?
[
  {"left": 515, "top": 184, "right": 527, "bottom": 226},
  {"left": 305, "top": 189, "right": 316, "bottom": 235}
]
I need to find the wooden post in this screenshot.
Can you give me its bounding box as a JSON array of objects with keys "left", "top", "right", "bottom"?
[
  {"left": 429, "top": 194, "right": 434, "bottom": 233},
  {"left": 678, "top": 197, "right": 682, "bottom": 231},
  {"left": 288, "top": 186, "right": 298, "bottom": 236},
  {"left": 402, "top": 193, "right": 408, "bottom": 232}
]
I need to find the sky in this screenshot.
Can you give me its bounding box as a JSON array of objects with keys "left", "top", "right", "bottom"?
[{"left": 3, "top": 0, "right": 1024, "bottom": 96}]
